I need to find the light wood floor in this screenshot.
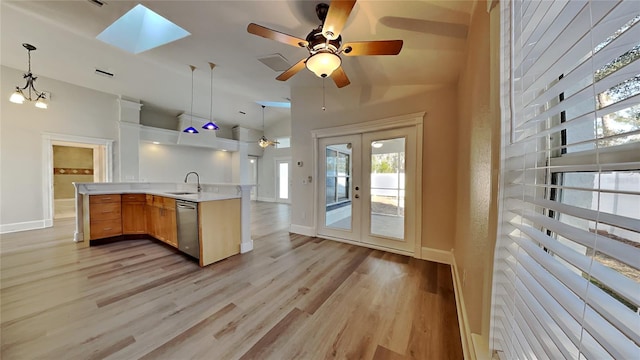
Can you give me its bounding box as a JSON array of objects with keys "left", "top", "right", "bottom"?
[{"left": 1, "top": 201, "right": 462, "bottom": 359}]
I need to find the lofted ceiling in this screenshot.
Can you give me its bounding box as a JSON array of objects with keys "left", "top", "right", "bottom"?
[{"left": 0, "top": 0, "right": 474, "bottom": 130}]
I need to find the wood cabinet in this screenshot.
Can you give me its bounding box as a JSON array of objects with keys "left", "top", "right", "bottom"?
[
  {"left": 145, "top": 195, "right": 177, "bottom": 248},
  {"left": 87, "top": 194, "right": 122, "bottom": 240},
  {"left": 122, "top": 194, "right": 146, "bottom": 234},
  {"left": 199, "top": 198, "right": 241, "bottom": 266}
]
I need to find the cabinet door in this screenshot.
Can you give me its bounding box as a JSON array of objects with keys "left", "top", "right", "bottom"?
[
  {"left": 122, "top": 202, "right": 146, "bottom": 234},
  {"left": 146, "top": 205, "right": 160, "bottom": 239},
  {"left": 161, "top": 208, "right": 178, "bottom": 247}
]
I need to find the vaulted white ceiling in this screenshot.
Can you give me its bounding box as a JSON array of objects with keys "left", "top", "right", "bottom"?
[{"left": 0, "top": 1, "right": 474, "bottom": 129}]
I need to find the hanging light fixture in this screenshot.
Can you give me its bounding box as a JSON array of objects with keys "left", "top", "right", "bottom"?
[
  {"left": 182, "top": 65, "right": 199, "bottom": 134},
  {"left": 258, "top": 105, "right": 278, "bottom": 148},
  {"left": 202, "top": 62, "right": 219, "bottom": 131},
  {"left": 305, "top": 51, "right": 341, "bottom": 78},
  {"left": 10, "top": 43, "right": 48, "bottom": 109}
]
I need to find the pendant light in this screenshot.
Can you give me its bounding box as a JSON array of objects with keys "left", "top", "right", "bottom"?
[
  {"left": 202, "top": 62, "right": 219, "bottom": 131},
  {"left": 182, "top": 65, "right": 199, "bottom": 134},
  {"left": 258, "top": 105, "right": 279, "bottom": 148},
  {"left": 10, "top": 43, "right": 48, "bottom": 109}
]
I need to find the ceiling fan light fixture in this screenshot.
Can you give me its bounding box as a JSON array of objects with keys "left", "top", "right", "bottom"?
[
  {"left": 306, "top": 51, "right": 341, "bottom": 78},
  {"left": 258, "top": 136, "right": 270, "bottom": 149}
]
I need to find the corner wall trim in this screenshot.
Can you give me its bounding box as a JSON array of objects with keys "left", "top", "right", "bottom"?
[
  {"left": 240, "top": 239, "right": 254, "bottom": 253},
  {"left": 421, "top": 247, "right": 454, "bottom": 264},
  {"left": 0, "top": 220, "right": 49, "bottom": 234},
  {"left": 451, "top": 254, "right": 475, "bottom": 360},
  {"left": 289, "top": 224, "right": 316, "bottom": 237}
]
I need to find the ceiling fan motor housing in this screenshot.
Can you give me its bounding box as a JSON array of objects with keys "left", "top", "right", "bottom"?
[{"left": 305, "top": 26, "right": 341, "bottom": 54}]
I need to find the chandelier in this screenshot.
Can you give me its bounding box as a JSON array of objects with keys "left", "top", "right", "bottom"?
[{"left": 9, "top": 43, "right": 48, "bottom": 109}]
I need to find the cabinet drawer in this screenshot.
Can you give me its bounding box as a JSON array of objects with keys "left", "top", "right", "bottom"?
[
  {"left": 90, "top": 219, "right": 122, "bottom": 239},
  {"left": 89, "top": 194, "right": 121, "bottom": 204},
  {"left": 90, "top": 202, "right": 121, "bottom": 221},
  {"left": 121, "top": 194, "right": 146, "bottom": 203}
]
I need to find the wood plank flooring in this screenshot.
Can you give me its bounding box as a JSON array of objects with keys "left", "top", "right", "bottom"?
[{"left": 1, "top": 202, "right": 462, "bottom": 359}]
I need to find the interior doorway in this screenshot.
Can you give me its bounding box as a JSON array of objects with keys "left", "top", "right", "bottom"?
[{"left": 43, "top": 133, "right": 112, "bottom": 224}]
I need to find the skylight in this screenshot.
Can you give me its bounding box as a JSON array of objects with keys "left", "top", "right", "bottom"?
[
  {"left": 96, "top": 4, "right": 190, "bottom": 54},
  {"left": 256, "top": 101, "right": 291, "bottom": 109}
]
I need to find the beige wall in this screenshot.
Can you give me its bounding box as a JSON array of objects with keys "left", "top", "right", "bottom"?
[
  {"left": 53, "top": 145, "right": 93, "bottom": 199},
  {"left": 290, "top": 84, "right": 458, "bottom": 250},
  {"left": 1, "top": 65, "right": 119, "bottom": 227},
  {"left": 454, "top": 0, "right": 500, "bottom": 343}
]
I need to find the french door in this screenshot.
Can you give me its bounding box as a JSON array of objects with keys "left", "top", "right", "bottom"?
[{"left": 317, "top": 127, "right": 417, "bottom": 253}]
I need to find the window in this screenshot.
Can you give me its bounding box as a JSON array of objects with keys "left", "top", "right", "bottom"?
[
  {"left": 493, "top": 1, "right": 640, "bottom": 359},
  {"left": 325, "top": 146, "right": 350, "bottom": 205},
  {"left": 275, "top": 136, "right": 290, "bottom": 148}
]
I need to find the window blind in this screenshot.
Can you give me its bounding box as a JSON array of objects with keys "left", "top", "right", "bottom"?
[{"left": 492, "top": 1, "right": 640, "bottom": 359}]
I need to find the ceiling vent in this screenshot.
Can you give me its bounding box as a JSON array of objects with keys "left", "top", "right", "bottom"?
[
  {"left": 94, "top": 68, "right": 114, "bottom": 78},
  {"left": 257, "top": 54, "right": 291, "bottom": 72},
  {"left": 88, "top": 0, "right": 106, "bottom": 7}
]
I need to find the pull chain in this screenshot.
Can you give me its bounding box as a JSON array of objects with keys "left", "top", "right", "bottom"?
[{"left": 322, "top": 77, "right": 326, "bottom": 111}]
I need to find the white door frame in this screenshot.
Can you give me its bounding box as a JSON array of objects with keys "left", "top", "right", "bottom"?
[
  {"left": 43, "top": 133, "right": 113, "bottom": 227},
  {"left": 274, "top": 156, "right": 292, "bottom": 203},
  {"left": 311, "top": 112, "right": 424, "bottom": 257}
]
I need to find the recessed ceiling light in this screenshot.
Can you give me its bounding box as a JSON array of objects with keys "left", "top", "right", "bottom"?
[
  {"left": 152, "top": 141, "right": 160, "bottom": 144},
  {"left": 96, "top": 4, "right": 190, "bottom": 54}
]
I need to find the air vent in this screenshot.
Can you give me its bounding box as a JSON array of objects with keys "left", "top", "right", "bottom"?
[
  {"left": 88, "top": 0, "right": 106, "bottom": 7},
  {"left": 257, "top": 54, "right": 291, "bottom": 72},
  {"left": 94, "top": 68, "right": 114, "bottom": 78}
]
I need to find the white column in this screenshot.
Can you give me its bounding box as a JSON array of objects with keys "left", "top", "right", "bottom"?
[{"left": 117, "top": 98, "right": 142, "bottom": 181}]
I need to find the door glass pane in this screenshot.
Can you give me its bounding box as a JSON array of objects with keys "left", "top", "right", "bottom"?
[
  {"left": 325, "top": 144, "right": 352, "bottom": 230},
  {"left": 370, "top": 138, "right": 405, "bottom": 239},
  {"left": 278, "top": 162, "right": 289, "bottom": 200}
]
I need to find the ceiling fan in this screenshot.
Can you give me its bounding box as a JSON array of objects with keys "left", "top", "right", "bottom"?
[{"left": 247, "top": 0, "right": 403, "bottom": 88}]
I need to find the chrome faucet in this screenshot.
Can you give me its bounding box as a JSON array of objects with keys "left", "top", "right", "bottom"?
[{"left": 184, "top": 171, "right": 201, "bottom": 192}]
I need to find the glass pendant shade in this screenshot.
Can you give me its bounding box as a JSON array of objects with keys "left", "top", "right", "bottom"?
[
  {"left": 35, "top": 97, "right": 48, "bottom": 109},
  {"left": 306, "top": 52, "right": 341, "bottom": 78},
  {"left": 183, "top": 126, "right": 199, "bottom": 134},
  {"left": 202, "top": 122, "right": 219, "bottom": 130},
  {"left": 9, "top": 89, "right": 25, "bottom": 104}
]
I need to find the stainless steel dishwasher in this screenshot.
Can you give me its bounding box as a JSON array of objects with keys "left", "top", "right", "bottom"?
[{"left": 176, "top": 200, "right": 199, "bottom": 259}]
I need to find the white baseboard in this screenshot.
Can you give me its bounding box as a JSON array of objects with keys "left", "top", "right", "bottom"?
[
  {"left": 289, "top": 224, "right": 316, "bottom": 237},
  {"left": 256, "top": 196, "right": 277, "bottom": 203},
  {"left": 0, "top": 219, "right": 51, "bottom": 234},
  {"left": 421, "top": 247, "right": 454, "bottom": 264},
  {"left": 451, "top": 254, "right": 474, "bottom": 360},
  {"left": 240, "top": 240, "right": 254, "bottom": 253},
  {"left": 74, "top": 232, "right": 85, "bottom": 242}
]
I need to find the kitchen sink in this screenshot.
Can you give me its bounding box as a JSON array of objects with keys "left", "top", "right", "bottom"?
[{"left": 165, "top": 191, "right": 197, "bottom": 195}]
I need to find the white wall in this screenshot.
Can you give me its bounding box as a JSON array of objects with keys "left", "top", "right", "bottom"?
[
  {"left": 1, "top": 65, "right": 119, "bottom": 227},
  {"left": 257, "top": 117, "right": 291, "bottom": 201},
  {"left": 139, "top": 143, "right": 232, "bottom": 183}
]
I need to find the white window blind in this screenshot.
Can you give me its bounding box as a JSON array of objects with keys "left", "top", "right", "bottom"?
[{"left": 492, "top": 1, "right": 640, "bottom": 359}]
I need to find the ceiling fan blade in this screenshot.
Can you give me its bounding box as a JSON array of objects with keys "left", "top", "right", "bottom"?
[
  {"left": 322, "top": 0, "right": 357, "bottom": 40},
  {"left": 276, "top": 58, "right": 307, "bottom": 81},
  {"left": 342, "top": 40, "right": 403, "bottom": 56},
  {"left": 331, "top": 66, "right": 351, "bottom": 88},
  {"left": 247, "top": 23, "right": 308, "bottom": 48}
]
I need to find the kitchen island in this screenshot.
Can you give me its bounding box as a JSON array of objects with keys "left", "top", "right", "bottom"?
[{"left": 73, "top": 182, "right": 254, "bottom": 266}]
